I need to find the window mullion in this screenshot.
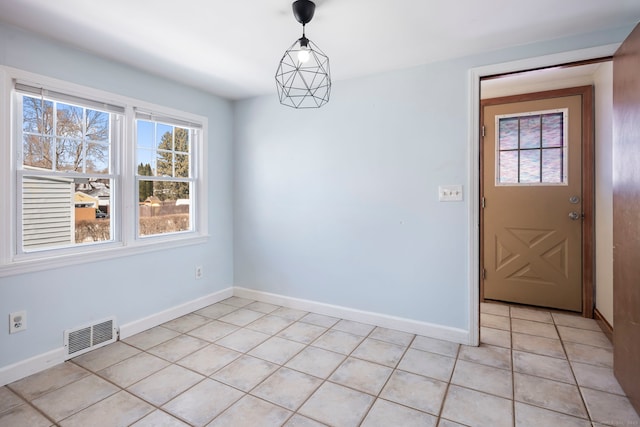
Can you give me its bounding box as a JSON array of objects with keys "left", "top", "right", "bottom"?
[
  {"left": 538, "top": 114, "right": 543, "bottom": 183},
  {"left": 517, "top": 117, "right": 522, "bottom": 183}
]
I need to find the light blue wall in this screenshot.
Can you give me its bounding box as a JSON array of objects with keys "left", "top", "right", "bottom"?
[
  {"left": 0, "top": 23, "right": 234, "bottom": 367},
  {"left": 233, "top": 25, "right": 635, "bottom": 330},
  {"left": 0, "top": 19, "right": 635, "bottom": 370}
]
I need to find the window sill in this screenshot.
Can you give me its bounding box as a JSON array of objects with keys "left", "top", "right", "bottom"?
[{"left": 0, "top": 234, "right": 209, "bottom": 278}]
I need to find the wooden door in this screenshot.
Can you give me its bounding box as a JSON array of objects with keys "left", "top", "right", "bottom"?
[
  {"left": 613, "top": 22, "right": 640, "bottom": 414},
  {"left": 482, "top": 87, "right": 592, "bottom": 312}
]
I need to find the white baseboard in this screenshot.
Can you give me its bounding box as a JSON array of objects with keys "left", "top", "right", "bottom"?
[
  {"left": 233, "top": 287, "right": 470, "bottom": 345},
  {"left": 119, "top": 287, "right": 234, "bottom": 339},
  {"left": 0, "top": 287, "right": 233, "bottom": 387},
  {"left": 1, "top": 285, "right": 470, "bottom": 387},
  {"left": 0, "top": 347, "right": 66, "bottom": 387}
]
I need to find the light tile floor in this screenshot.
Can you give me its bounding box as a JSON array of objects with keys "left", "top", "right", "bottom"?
[{"left": 1, "top": 298, "right": 639, "bottom": 426}]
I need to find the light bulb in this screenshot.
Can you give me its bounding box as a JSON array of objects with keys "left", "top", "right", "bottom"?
[{"left": 297, "top": 47, "right": 310, "bottom": 63}]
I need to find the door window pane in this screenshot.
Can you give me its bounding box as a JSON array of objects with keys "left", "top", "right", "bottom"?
[
  {"left": 499, "top": 117, "right": 519, "bottom": 150},
  {"left": 542, "top": 113, "right": 563, "bottom": 148},
  {"left": 520, "top": 115, "right": 541, "bottom": 149},
  {"left": 499, "top": 151, "right": 518, "bottom": 183},
  {"left": 520, "top": 150, "right": 541, "bottom": 183},
  {"left": 542, "top": 148, "right": 563, "bottom": 183}
]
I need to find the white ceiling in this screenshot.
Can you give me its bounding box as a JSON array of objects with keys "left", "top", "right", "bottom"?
[{"left": 1, "top": 0, "right": 639, "bottom": 100}]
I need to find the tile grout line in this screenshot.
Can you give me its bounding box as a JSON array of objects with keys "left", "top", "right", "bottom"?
[
  {"left": 510, "top": 306, "right": 516, "bottom": 427},
  {"left": 434, "top": 339, "right": 463, "bottom": 426},
  {"left": 2, "top": 385, "right": 59, "bottom": 427},
  {"left": 353, "top": 331, "right": 420, "bottom": 426},
  {"left": 552, "top": 312, "right": 594, "bottom": 425}
]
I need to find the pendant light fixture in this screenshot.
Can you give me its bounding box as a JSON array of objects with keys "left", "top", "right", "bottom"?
[{"left": 275, "top": 0, "right": 331, "bottom": 108}]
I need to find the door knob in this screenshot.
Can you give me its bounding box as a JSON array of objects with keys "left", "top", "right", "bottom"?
[{"left": 568, "top": 211, "right": 581, "bottom": 220}]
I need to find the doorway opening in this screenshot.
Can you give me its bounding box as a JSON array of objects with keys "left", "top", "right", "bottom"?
[{"left": 467, "top": 44, "right": 619, "bottom": 346}]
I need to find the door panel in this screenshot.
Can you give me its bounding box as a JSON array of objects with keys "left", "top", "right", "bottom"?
[
  {"left": 483, "top": 94, "right": 584, "bottom": 311},
  {"left": 613, "top": 22, "right": 640, "bottom": 415}
]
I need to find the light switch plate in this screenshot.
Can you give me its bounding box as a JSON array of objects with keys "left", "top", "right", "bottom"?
[{"left": 439, "top": 185, "right": 463, "bottom": 202}]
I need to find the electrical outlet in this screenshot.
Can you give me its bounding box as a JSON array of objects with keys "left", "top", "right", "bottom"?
[
  {"left": 195, "top": 265, "right": 203, "bottom": 280},
  {"left": 9, "top": 311, "right": 27, "bottom": 334}
]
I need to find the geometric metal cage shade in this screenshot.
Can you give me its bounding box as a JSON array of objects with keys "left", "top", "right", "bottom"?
[{"left": 275, "top": 38, "right": 331, "bottom": 109}]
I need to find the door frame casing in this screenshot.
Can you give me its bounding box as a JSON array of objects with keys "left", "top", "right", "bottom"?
[
  {"left": 466, "top": 44, "right": 619, "bottom": 346},
  {"left": 480, "top": 86, "right": 594, "bottom": 316}
]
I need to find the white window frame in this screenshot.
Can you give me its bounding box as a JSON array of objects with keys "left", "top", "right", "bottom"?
[
  {"left": 134, "top": 110, "right": 201, "bottom": 239},
  {"left": 494, "top": 108, "right": 569, "bottom": 187},
  {"left": 15, "top": 85, "right": 123, "bottom": 254},
  {"left": 0, "top": 67, "right": 208, "bottom": 277}
]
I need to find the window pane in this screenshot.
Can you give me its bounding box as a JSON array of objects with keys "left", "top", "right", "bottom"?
[
  {"left": 22, "top": 176, "right": 112, "bottom": 252},
  {"left": 22, "top": 97, "right": 39, "bottom": 133},
  {"left": 499, "top": 151, "right": 518, "bottom": 183},
  {"left": 137, "top": 149, "right": 155, "bottom": 174},
  {"left": 542, "top": 148, "right": 563, "bottom": 183},
  {"left": 138, "top": 180, "right": 190, "bottom": 237},
  {"left": 499, "top": 117, "right": 519, "bottom": 150},
  {"left": 542, "top": 113, "right": 563, "bottom": 148},
  {"left": 157, "top": 124, "right": 173, "bottom": 150},
  {"left": 75, "top": 178, "right": 112, "bottom": 244},
  {"left": 520, "top": 150, "right": 541, "bottom": 183},
  {"left": 156, "top": 152, "right": 174, "bottom": 177},
  {"left": 520, "top": 115, "right": 541, "bottom": 149},
  {"left": 137, "top": 162, "right": 153, "bottom": 176},
  {"left": 86, "top": 142, "right": 110, "bottom": 174},
  {"left": 86, "top": 110, "right": 110, "bottom": 143},
  {"left": 174, "top": 128, "right": 190, "bottom": 153},
  {"left": 138, "top": 176, "right": 153, "bottom": 203},
  {"left": 23, "top": 135, "right": 53, "bottom": 169},
  {"left": 56, "top": 103, "right": 83, "bottom": 138},
  {"left": 175, "top": 154, "right": 190, "bottom": 178},
  {"left": 56, "top": 138, "right": 83, "bottom": 172},
  {"left": 137, "top": 120, "right": 155, "bottom": 149},
  {"left": 23, "top": 97, "right": 53, "bottom": 135}
]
